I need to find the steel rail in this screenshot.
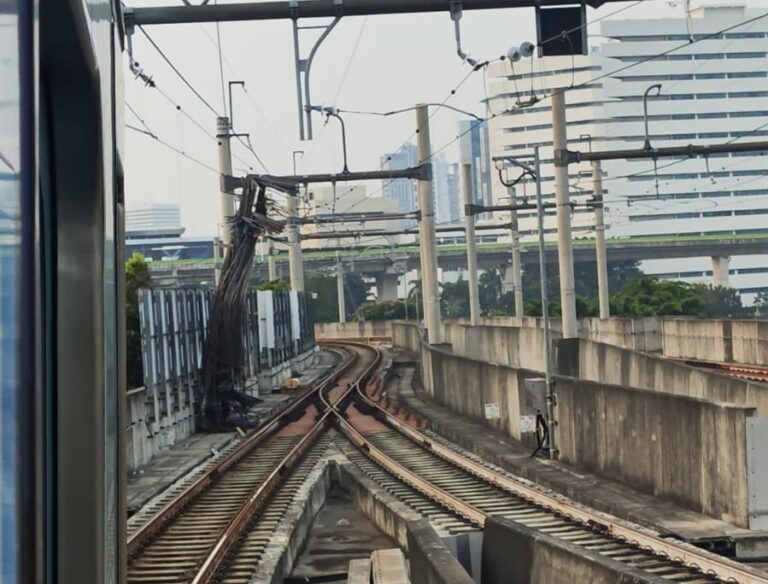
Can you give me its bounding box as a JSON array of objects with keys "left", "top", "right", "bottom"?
[
  {"left": 190, "top": 341, "right": 383, "bottom": 583},
  {"left": 126, "top": 344, "right": 358, "bottom": 559},
  {"left": 333, "top": 414, "right": 486, "bottom": 526},
  {"left": 352, "top": 372, "right": 768, "bottom": 584}
]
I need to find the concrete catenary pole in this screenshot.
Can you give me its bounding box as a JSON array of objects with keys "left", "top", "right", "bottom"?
[
  {"left": 336, "top": 251, "right": 347, "bottom": 323},
  {"left": 508, "top": 187, "right": 524, "bottom": 318},
  {"left": 267, "top": 238, "right": 277, "bottom": 281},
  {"left": 287, "top": 195, "right": 305, "bottom": 291},
  {"left": 551, "top": 89, "right": 578, "bottom": 339},
  {"left": 592, "top": 160, "right": 610, "bottom": 318},
  {"left": 461, "top": 163, "right": 481, "bottom": 325},
  {"left": 416, "top": 104, "right": 443, "bottom": 344},
  {"left": 217, "top": 116, "right": 236, "bottom": 247}
]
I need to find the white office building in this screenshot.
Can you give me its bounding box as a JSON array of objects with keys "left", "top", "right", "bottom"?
[
  {"left": 485, "top": 1, "right": 768, "bottom": 301},
  {"left": 126, "top": 203, "right": 185, "bottom": 239}
]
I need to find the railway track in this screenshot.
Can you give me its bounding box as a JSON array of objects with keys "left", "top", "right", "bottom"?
[
  {"left": 329, "top": 345, "right": 768, "bottom": 584},
  {"left": 126, "top": 341, "right": 381, "bottom": 584},
  {"left": 673, "top": 357, "right": 768, "bottom": 383},
  {"left": 128, "top": 341, "right": 768, "bottom": 583}
]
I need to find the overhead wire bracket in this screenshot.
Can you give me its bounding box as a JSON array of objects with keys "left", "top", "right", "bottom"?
[
  {"left": 291, "top": 0, "right": 344, "bottom": 140},
  {"left": 449, "top": 0, "right": 478, "bottom": 67}
]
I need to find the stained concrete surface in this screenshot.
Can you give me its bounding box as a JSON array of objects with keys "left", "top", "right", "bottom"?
[{"left": 288, "top": 484, "right": 399, "bottom": 582}]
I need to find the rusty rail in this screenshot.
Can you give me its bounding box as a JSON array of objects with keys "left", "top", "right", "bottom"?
[{"left": 672, "top": 357, "right": 768, "bottom": 383}]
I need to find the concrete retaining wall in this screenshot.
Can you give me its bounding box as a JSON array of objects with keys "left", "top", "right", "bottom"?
[
  {"left": 482, "top": 516, "right": 667, "bottom": 584},
  {"left": 407, "top": 520, "right": 475, "bottom": 584},
  {"left": 126, "top": 387, "right": 194, "bottom": 472},
  {"left": 663, "top": 318, "right": 768, "bottom": 366},
  {"left": 556, "top": 376, "right": 756, "bottom": 527},
  {"left": 314, "top": 320, "right": 393, "bottom": 339},
  {"left": 557, "top": 337, "right": 768, "bottom": 418}
]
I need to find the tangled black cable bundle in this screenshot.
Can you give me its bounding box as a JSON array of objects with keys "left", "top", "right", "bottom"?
[{"left": 199, "top": 177, "right": 285, "bottom": 429}]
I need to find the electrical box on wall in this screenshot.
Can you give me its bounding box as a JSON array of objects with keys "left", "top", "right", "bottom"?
[{"left": 536, "top": 3, "right": 588, "bottom": 56}]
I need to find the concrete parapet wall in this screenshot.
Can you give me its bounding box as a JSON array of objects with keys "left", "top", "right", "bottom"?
[
  {"left": 442, "top": 322, "right": 548, "bottom": 372},
  {"left": 557, "top": 337, "right": 768, "bottom": 418},
  {"left": 425, "top": 343, "right": 542, "bottom": 444},
  {"left": 733, "top": 320, "right": 768, "bottom": 365},
  {"left": 394, "top": 322, "right": 543, "bottom": 444},
  {"left": 662, "top": 318, "right": 733, "bottom": 363},
  {"left": 662, "top": 318, "right": 768, "bottom": 366},
  {"left": 452, "top": 316, "right": 662, "bottom": 352},
  {"left": 314, "top": 320, "right": 393, "bottom": 339},
  {"left": 392, "top": 321, "right": 423, "bottom": 354},
  {"left": 482, "top": 516, "right": 667, "bottom": 584},
  {"left": 556, "top": 376, "right": 756, "bottom": 527},
  {"left": 407, "top": 520, "right": 475, "bottom": 584}
]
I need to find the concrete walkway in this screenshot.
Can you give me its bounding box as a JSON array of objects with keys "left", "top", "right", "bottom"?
[
  {"left": 385, "top": 348, "right": 767, "bottom": 558},
  {"left": 127, "top": 432, "right": 236, "bottom": 515}
]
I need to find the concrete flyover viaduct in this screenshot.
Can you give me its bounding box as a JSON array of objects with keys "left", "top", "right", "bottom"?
[{"left": 146, "top": 234, "right": 768, "bottom": 295}]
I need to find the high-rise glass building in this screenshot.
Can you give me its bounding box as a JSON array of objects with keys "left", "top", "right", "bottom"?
[
  {"left": 381, "top": 144, "right": 419, "bottom": 214},
  {"left": 485, "top": 1, "right": 768, "bottom": 301},
  {"left": 459, "top": 119, "right": 495, "bottom": 215}
]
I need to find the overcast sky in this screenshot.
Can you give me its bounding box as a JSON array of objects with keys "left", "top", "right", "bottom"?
[{"left": 124, "top": 0, "right": 692, "bottom": 236}]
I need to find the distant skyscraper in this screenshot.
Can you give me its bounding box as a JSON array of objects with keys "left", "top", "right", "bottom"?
[
  {"left": 459, "top": 119, "right": 494, "bottom": 213},
  {"left": 381, "top": 143, "right": 419, "bottom": 214},
  {"left": 434, "top": 154, "right": 461, "bottom": 225}
]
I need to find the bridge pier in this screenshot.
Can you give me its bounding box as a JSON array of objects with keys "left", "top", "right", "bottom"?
[
  {"left": 711, "top": 255, "right": 731, "bottom": 288},
  {"left": 376, "top": 273, "right": 400, "bottom": 302}
]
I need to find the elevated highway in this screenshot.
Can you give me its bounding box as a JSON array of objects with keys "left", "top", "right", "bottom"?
[{"left": 146, "top": 234, "right": 768, "bottom": 286}]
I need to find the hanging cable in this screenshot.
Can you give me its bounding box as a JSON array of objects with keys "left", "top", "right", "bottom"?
[
  {"left": 126, "top": 124, "right": 219, "bottom": 174},
  {"left": 137, "top": 25, "right": 221, "bottom": 116}
]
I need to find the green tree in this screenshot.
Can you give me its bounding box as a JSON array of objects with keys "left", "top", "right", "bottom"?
[
  {"left": 441, "top": 277, "right": 470, "bottom": 318},
  {"left": 478, "top": 268, "right": 502, "bottom": 313},
  {"left": 305, "top": 273, "right": 370, "bottom": 323},
  {"left": 258, "top": 278, "right": 290, "bottom": 292},
  {"left": 607, "top": 277, "right": 747, "bottom": 318},
  {"left": 354, "top": 299, "right": 417, "bottom": 321},
  {"left": 126, "top": 252, "right": 150, "bottom": 389},
  {"left": 754, "top": 290, "right": 768, "bottom": 317}
]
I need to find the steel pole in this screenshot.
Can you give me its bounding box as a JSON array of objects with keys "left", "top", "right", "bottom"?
[
  {"left": 551, "top": 89, "right": 578, "bottom": 339},
  {"left": 267, "top": 239, "right": 277, "bottom": 281},
  {"left": 213, "top": 236, "right": 222, "bottom": 286},
  {"left": 287, "top": 196, "right": 305, "bottom": 291},
  {"left": 217, "top": 116, "right": 236, "bottom": 247},
  {"left": 336, "top": 252, "right": 347, "bottom": 323},
  {"left": 416, "top": 105, "right": 443, "bottom": 344},
  {"left": 508, "top": 187, "right": 524, "bottom": 318},
  {"left": 461, "top": 163, "right": 481, "bottom": 325},
  {"left": 592, "top": 161, "right": 610, "bottom": 318},
  {"left": 534, "top": 147, "right": 556, "bottom": 459},
  {"left": 129, "top": 0, "right": 620, "bottom": 26}
]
